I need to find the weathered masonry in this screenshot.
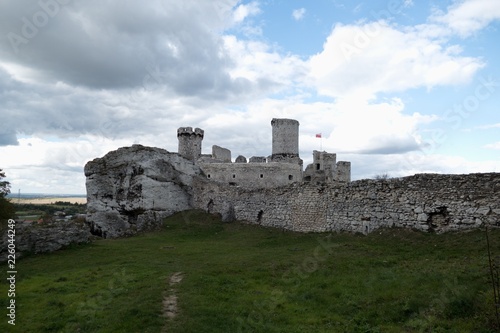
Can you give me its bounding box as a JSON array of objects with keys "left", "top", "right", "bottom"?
[
  {"left": 178, "top": 118, "right": 351, "bottom": 189},
  {"left": 193, "top": 173, "right": 500, "bottom": 234}
]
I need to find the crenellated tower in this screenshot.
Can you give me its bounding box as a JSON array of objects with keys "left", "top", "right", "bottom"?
[{"left": 177, "top": 127, "right": 204, "bottom": 161}]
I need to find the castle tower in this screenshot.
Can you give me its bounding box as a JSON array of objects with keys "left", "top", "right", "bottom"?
[
  {"left": 177, "top": 127, "right": 204, "bottom": 161},
  {"left": 312, "top": 151, "right": 337, "bottom": 181},
  {"left": 270, "top": 118, "right": 301, "bottom": 165}
]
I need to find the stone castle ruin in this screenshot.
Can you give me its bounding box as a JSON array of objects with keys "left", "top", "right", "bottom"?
[
  {"left": 84, "top": 118, "right": 499, "bottom": 238},
  {"left": 177, "top": 118, "right": 350, "bottom": 189}
]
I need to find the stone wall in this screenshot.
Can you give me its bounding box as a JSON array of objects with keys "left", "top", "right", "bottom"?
[
  {"left": 336, "top": 161, "right": 351, "bottom": 183},
  {"left": 212, "top": 145, "right": 231, "bottom": 162},
  {"left": 199, "top": 162, "right": 302, "bottom": 189},
  {"left": 193, "top": 173, "right": 500, "bottom": 233},
  {"left": 0, "top": 220, "right": 92, "bottom": 262}
]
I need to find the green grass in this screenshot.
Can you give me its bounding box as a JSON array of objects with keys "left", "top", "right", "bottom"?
[
  {"left": 1, "top": 210, "right": 499, "bottom": 332},
  {"left": 13, "top": 202, "right": 87, "bottom": 219}
]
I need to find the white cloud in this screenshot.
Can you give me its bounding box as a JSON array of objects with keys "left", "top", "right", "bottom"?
[
  {"left": 290, "top": 97, "right": 436, "bottom": 156},
  {"left": 292, "top": 8, "right": 306, "bottom": 21},
  {"left": 308, "top": 20, "right": 484, "bottom": 99},
  {"left": 484, "top": 142, "right": 500, "bottom": 150},
  {"left": 202, "top": 96, "right": 435, "bottom": 162},
  {"left": 1, "top": 136, "right": 121, "bottom": 193},
  {"left": 232, "top": 1, "right": 261, "bottom": 25},
  {"left": 403, "top": 0, "right": 414, "bottom": 8},
  {"left": 478, "top": 123, "right": 500, "bottom": 130},
  {"left": 431, "top": 0, "right": 500, "bottom": 37},
  {"left": 348, "top": 151, "right": 500, "bottom": 180},
  {"left": 222, "top": 35, "right": 308, "bottom": 89},
  {"left": 308, "top": 0, "right": 500, "bottom": 100}
]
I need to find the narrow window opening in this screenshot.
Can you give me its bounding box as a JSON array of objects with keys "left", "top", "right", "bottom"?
[
  {"left": 260, "top": 174, "right": 263, "bottom": 178},
  {"left": 207, "top": 174, "right": 211, "bottom": 179},
  {"left": 257, "top": 210, "right": 263, "bottom": 223},
  {"left": 232, "top": 174, "right": 236, "bottom": 178},
  {"left": 207, "top": 199, "right": 214, "bottom": 213},
  {"left": 288, "top": 175, "right": 293, "bottom": 180},
  {"left": 316, "top": 163, "right": 321, "bottom": 170}
]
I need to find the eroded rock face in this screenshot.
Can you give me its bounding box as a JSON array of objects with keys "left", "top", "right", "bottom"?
[{"left": 84, "top": 145, "right": 202, "bottom": 238}]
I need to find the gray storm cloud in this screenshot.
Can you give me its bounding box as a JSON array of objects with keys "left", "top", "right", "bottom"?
[{"left": 0, "top": 0, "right": 278, "bottom": 146}]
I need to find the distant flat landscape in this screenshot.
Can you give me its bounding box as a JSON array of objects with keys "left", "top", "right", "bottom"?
[
  {"left": 14, "top": 197, "right": 87, "bottom": 205},
  {"left": 6, "top": 193, "right": 87, "bottom": 205}
]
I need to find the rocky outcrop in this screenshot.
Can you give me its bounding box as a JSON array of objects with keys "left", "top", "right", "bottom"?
[
  {"left": 84, "top": 145, "right": 203, "bottom": 238},
  {"left": 0, "top": 220, "right": 92, "bottom": 261}
]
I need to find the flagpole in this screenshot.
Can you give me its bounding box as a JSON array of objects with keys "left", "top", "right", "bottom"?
[{"left": 316, "top": 133, "right": 322, "bottom": 151}]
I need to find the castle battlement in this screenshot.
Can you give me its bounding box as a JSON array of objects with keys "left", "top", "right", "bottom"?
[
  {"left": 177, "top": 127, "right": 204, "bottom": 161},
  {"left": 177, "top": 118, "right": 351, "bottom": 188},
  {"left": 177, "top": 127, "right": 204, "bottom": 137}
]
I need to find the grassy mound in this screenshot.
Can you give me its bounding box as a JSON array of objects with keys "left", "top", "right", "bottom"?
[{"left": 1, "top": 210, "right": 499, "bottom": 332}]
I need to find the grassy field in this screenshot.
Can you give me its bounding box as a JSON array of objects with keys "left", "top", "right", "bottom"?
[
  {"left": 10, "top": 201, "right": 87, "bottom": 224},
  {"left": 1, "top": 210, "right": 499, "bottom": 332}
]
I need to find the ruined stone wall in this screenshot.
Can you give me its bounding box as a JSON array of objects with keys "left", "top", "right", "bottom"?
[
  {"left": 193, "top": 173, "right": 500, "bottom": 233},
  {"left": 198, "top": 162, "right": 302, "bottom": 189},
  {"left": 0, "top": 220, "right": 92, "bottom": 262},
  {"left": 211, "top": 145, "right": 231, "bottom": 162},
  {"left": 304, "top": 151, "right": 351, "bottom": 183},
  {"left": 336, "top": 161, "right": 351, "bottom": 183}
]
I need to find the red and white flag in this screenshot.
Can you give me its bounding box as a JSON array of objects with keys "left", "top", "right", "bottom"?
[{"left": 315, "top": 133, "right": 322, "bottom": 138}]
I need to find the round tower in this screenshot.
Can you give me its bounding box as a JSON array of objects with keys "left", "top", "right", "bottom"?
[
  {"left": 177, "top": 127, "right": 204, "bottom": 162},
  {"left": 270, "top": 118, "right": 301, "bottom": 164}
]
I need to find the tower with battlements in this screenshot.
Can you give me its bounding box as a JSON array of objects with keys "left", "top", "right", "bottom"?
[
  {"left": 177, "top": 127, "right": 204, "bottom": 161},
  {"left": 176, "top": 118, "right": 349, "bottom": 188}
]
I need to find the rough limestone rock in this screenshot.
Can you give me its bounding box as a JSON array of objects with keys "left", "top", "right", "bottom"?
[
  {"left": 0, "top": 220, "right": 92, "bottom": 262},
  {"left": 85, "top": 145, "right": 202, "bottom": 238}
]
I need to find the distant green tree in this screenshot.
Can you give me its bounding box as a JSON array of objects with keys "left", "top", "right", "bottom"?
[
  {"left": 0, "top": 169, "right": 15, "bottom": 221},
  {"left": 0, "top": 168, "right": 10, "bottom": 197}
]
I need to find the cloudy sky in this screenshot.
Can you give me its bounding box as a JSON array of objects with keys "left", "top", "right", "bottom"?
[{"left": 0, "top": 0, "right": 499, "bottom": 194}]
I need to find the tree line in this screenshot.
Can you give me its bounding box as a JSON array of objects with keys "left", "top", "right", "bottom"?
[{"left": 0, "top": 169, "right": 15, "bottom": 223}]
